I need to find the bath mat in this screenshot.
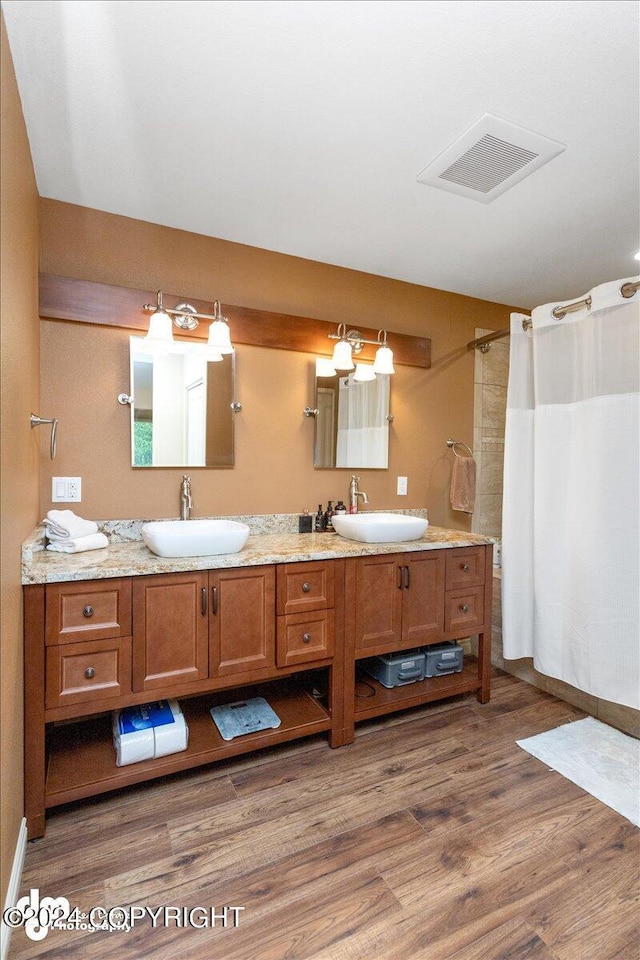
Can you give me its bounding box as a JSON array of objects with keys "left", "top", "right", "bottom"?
[
  {"left": 210, "top": 697, "right": 281, "bottom": 741},
  {"left": 517, "top": 717, "right": 640, "bottom": 826}
]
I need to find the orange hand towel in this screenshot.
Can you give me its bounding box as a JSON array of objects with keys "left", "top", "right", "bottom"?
[{"left": 450, "top": 456, "right": 476, "bottom": 513}]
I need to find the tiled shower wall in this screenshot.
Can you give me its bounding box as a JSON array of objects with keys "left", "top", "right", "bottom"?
[
  {"left": 471, "top": 329, "right": 639, "bottom": 737},
  {"left": 471, "top": 329, "right": 508, "bottom": 539}
]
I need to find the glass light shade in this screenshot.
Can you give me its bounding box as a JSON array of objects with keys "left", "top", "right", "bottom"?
[
  {"left": 315, "top": 357, "right": 337, "bottom": 377},
  {"left": 207, "top": 319, "right": 234, "bottom": 354},
  {"left": 353, "top": 362, "right": 376, "bottom": 382},
  {"left": 199, "top": 346, "right": 224, "bottom": 362},
  {"left": 332, "top": 338, "right": 354, "bottom": 371},
  {"left": 146, "top": 309, "right": 174, "bottom": 342},
  {"left": 373, "top": 344, "right": 395, "bottom": 375}
]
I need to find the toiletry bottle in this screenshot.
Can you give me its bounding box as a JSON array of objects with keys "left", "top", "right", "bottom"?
[
  {"left": 315, "top": 504, "right": 325, "bottom": 532},
  {"left": 324, "top": 501, "right": 335, "bottom": 532},
  {"left": 334, "top": 500, "right": 347, "bottom": 515}
]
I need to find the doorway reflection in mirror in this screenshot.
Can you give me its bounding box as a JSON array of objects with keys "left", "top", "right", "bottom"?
[{"left": 129, "top": 337, "right": 235, "bottom": 468}]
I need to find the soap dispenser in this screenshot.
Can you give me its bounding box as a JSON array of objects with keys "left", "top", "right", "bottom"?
[{"left": 324, "top": 501, "right": 335, "bottom": 532}]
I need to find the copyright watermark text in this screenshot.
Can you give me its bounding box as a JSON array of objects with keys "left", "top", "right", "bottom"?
[{"left": 3, "top": 889, "right": 244, "bottom": 942}]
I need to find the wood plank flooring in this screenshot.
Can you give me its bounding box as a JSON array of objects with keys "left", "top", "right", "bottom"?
[{"left": 10, "top": 669, "right": 639, "bottom": 960}]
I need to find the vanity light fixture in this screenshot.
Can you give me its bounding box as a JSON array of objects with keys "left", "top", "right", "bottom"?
[
  {"left": 143, "top": 291, "right": 234, "bottom": 353},
  {"left": 145, "top": 291, "right": 174, "bottom": 343},
  {"left": 373, "top": 330, "right": 395, "bottom": 375},
  {"left": 353, "top": 362, "right": 376, "bottom": 382},
  {"left": 331, "top": 323, "right": 355, "bottom": 371},
  {"left": 327, "top": 324, "right": 395, "bottom": 376},
  {"left": 206, "top": 300, "right": 234, "bottom": 354},
  {"left": 315, "top": 357, "right": 337, "bottom": 377}
]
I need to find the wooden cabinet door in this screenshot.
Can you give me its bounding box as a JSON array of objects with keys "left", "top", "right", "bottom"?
[
  {"left": 132, "top": 572, "right": 209, "bottom": 692},
  {"left": 209, "top": 566, "right": 276, "bottom": 678},
  {"left": 401, "top": 552, "right": 445, "bottom": 646},
  {"left": 354, "top": 554, "right": 403, "bottom": 656}
]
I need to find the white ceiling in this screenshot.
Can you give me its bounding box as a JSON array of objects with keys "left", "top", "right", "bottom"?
[{"left": 3, "top": 0, "right": 639, "bottom": 309}]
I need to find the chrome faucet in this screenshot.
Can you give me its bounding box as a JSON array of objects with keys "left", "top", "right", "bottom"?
[
  {"left": 180, "top": 475, "right": 193, "bottom": 520},
  {"left": 349, "top": 475, "right": 369, "bottom": 513}
]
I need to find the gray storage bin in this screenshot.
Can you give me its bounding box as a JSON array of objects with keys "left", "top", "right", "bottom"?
[
  {"left": 360, "top": 649, "right": 426, "bottom": 688},
  {"left": 423, "top": 642, "right": 463, "bottom": 677}
]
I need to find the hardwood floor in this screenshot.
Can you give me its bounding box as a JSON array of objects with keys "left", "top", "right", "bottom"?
[{"left": 10, "top": 669, "right": 639, "bottom": 960}]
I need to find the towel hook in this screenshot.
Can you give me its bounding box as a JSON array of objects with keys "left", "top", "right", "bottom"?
[
  {"left": 446, "top": 438, "right": 473, "bottom": 459},
  {"left": 30, "top": 413, "right": 58, "bottom": 461}
]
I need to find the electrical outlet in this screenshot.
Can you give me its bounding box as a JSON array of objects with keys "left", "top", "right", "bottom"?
[
  {"left": 52, "top": 477, "right": 82, "bottom": 502},
  {"left": 397, "top": 476, "right": 408, "bottom": 496}
]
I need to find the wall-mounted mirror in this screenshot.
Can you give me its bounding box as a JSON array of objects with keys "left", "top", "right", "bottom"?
[
  {"left": 129, "top": 336, "right": 235, "bottom": 467},
  {"left": 314, "top": 367, "right": 390, "bottom": 469}
]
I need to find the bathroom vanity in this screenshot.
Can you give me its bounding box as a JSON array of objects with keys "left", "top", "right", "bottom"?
[{"left": 22, "top": 522, "right": 493, "bottom": 838}]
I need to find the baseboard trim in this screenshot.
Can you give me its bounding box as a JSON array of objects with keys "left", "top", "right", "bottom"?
[{"left": 1, "top": 817, "right": 27, "bottom": 960}]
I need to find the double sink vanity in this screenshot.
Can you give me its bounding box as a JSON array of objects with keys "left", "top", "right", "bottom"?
[{"left": 22, "top": 511, "right": 493, "bottom": 839}]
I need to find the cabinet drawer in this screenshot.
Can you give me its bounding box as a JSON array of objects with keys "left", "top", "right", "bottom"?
[
  {"left": 444, "top": 586, "right": 485, "bottom": 634},
  {"left": 276, "top": 610, "right": 335, "bottom": 667},
  {"left": 46, "top": 637, "right": 132, "bottom": 708},
  {"left": 445, "top": 548, "right": 485, "bottom": 590},
  {"left": 277, "top": 562, "right": 334, "bottom": 615},
  {"left": 45, "top": 579, "right": 132, "bottom": 645}
]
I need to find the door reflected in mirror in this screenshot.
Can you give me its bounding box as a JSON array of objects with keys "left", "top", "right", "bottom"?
[
  {"left": 314, "top": 366, "right": 390, "bottom": 469},
  {"left": 129, "top": 337, "right": 235, "bottom": 467}
]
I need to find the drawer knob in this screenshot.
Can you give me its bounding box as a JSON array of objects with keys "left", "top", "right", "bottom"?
[
  {"left": 83, "top": 605, "right": 95, "bottom": 618},
  {"left": 459, "top": 604, "right": 469, "bottom": 613},
  {"left": 302, "top": 633, "right": 312, "bottom": 644},
  {"left": 84, "top": 667, "right": 96, "bottom": 679},
  {"left": 461, "top": 564, "right": 470, "bottom": 572},
  {"left": 302, "top": 582, "right": 311, "bottom": 593}
]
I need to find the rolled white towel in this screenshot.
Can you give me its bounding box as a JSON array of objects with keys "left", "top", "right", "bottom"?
[
  {"left": 44, "top": 509, "right": 99, "bottom": 540},
  {"left": 46, "top": 533, "right": 109, "bottom": 554}
]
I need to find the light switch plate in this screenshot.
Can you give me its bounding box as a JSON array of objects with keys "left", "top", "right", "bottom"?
[
  {"left": 52, "top": 477, "right": 82, "bottom": 502},
  {"left": 397, "top": 476, "right": 408, "bottom": 496}
]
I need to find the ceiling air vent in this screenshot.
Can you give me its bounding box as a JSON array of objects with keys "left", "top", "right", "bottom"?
[{"left": 417, "top": 113, "right": 565, "bottom": 203}]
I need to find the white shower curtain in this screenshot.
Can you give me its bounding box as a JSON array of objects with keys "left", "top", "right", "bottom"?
[{"left": 502, "top": 277, "right": 640, "bottom": 709}]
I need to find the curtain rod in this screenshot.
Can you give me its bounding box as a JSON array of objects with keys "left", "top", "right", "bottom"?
[{"left": 467, "top": 279, "right": 640, "bottom": 352}]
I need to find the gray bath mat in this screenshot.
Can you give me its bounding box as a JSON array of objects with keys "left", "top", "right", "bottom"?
[{"left": 517, "top": 717, "right": 639, "bottom": 826}]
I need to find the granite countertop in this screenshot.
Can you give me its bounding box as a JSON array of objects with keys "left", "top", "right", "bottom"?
[{"left": 22, "top": 511, "right": 495, "bottom": 585}]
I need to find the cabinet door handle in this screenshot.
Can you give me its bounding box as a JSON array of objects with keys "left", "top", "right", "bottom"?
[
  {"left": 459, "top": 603, "right": 469, "bottom": 613},
  {"left": 84, "top": 667, "right": 95, "bottom": 679},
  {"left": 461, "top": 563, "right": 470, "bottom": 572},
  {"left": 302, "top": 633, "right": 312, "bottom": 644},
  {"left": 83, "top": 605, "right": 94, "bottom": 618},
  {"left": 398, "top": 566, "right": 404, "bottom": 589},
  {"left": 201, "top": 587, "right": 208, "bottom": 616},
  {"left": 211, "top": 586, "right": 218, "bottom": 615},
  {"left": 302, "top": 582, "right": 311, "bottom": 593},
  {"left": 405, "top": 565, "right": 411, "bottom": 589}
]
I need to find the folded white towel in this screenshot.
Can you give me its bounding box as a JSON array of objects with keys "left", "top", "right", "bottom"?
[
  {"left": 46, "top": 533, "right": 109, "bottom": 554},
  {"left": 44, "top": 509, "right": 99, "bottom": 541}
]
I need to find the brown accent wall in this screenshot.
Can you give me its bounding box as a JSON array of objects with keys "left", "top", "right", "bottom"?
[
  {"left": 0, "top": 14, "right": 41, "bottom": 903},
  {"left": 40, "top": 200, "right": 514, "bottom": 523}
]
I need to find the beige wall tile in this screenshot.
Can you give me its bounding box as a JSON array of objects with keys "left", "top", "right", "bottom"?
[
  {"left": 481, "top": 340, "right": 509, "bottom": 386},
  {"left": 474, "top": 381, "right": 483, "bottom": 427},
  {"left": 543, "top": 675, "right": 599, "bottom": 715},
  {"left": 481, "top": 450, "right": 504, "bottom": 495},
  {"left": 597, "top": 699, "right": 640, "bottom": 739},
  {"left": 481, "top": 383, "right": 507, "bottom": 430},
  {"left": 475, "top": 494, "right": 502, "bottom": 536}
]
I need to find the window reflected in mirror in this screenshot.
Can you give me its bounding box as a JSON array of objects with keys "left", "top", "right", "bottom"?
[
  {"left": 314, "top": 365, "right": 390, "bottom": 469},
  {"left": 129, "top": 337, "right": 235, "bottom": 467}
]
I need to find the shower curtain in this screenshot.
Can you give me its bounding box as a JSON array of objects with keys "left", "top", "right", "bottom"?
[
  {"left": 502, "top": 277, "right": 639, "bottom": 710},
  {"left": 336, "top": 373, "right": 390, "bottom": 468}
]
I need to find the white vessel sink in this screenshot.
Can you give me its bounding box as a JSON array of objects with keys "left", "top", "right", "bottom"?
[
  {"left": 332, "top": 513, "right": 428, "bottom": 544},
  {"left": 142, "top": 519, "right": 250, "bottom": 558}
]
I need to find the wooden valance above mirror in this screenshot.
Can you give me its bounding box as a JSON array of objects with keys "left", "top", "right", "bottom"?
[{"left": 39, "top": 274, "right": 431, "bottom": 368}]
